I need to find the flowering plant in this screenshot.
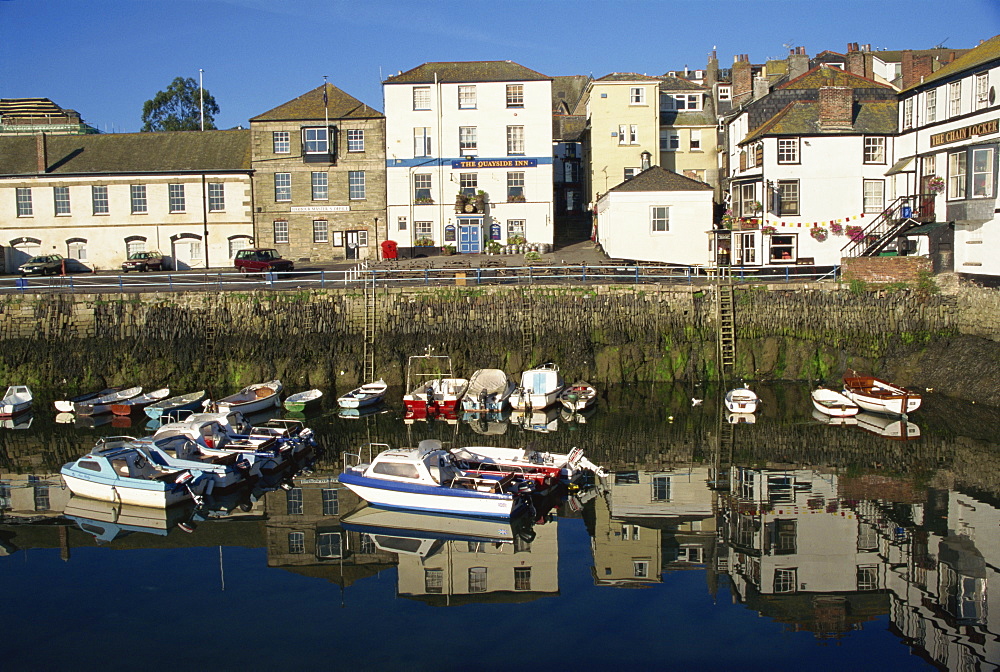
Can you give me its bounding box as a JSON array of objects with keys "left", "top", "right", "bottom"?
[
  {"left": 721, "top": 208, "right": 736, "bottom": 230},
  {"left": 845, "top": 225, "right": 864, "bottom": 242},
  {"left": 761, "top": 224, "right": 777, "bottom": 235},
  {"left": 810, "top": 226, "right": 829, "bottom": 242},
  {"left": 927, "top": 176, "right": 945, "bottom": 194},
  {"left": 829, "top": 222, "right": 844, "bottom": 235}
]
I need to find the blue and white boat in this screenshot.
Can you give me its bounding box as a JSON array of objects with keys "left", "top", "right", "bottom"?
[
  {"left": 339, "top": 440, "right": 532, "bottom": 519},
  {"left": 511, "top": 363, "right": 564, "bottom": 411},
  {"left": 337, "top": 379, "right": 387, "bottom": 409},
  {"left": 60, "top": 439, "right": 211, "bottom": 508},
  {"left": 144, "top": 390, "right": 208, "bottom": 420},
  {"left": 132, "top": 434, "right": 253, "bottom": 491}
]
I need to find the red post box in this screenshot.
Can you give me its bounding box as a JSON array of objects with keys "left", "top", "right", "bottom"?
[{"left": 381, "top": 240, "right": 398, "bottom": 260}]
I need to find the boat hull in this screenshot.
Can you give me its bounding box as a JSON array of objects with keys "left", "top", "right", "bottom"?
[
  {"left": 511, "top": 390, "right": 560, "bottom": 411},
  {"left": 842, "top": 390, "right": 920, "bottom": 416},
  {"left": 339, "top": 472, "right": 523, "bottom": 519},
  {"left": 60, "top": 473, "right": 192, "bottom": 508},
  {"left": 0, "top": 401, "right": 31, "bottom": 416},
  {"left": 145, "top": 393, "right": 207, "bottom": 420},
  {"left": 811, "top": 389, "right": 859, "bottom": 417}
]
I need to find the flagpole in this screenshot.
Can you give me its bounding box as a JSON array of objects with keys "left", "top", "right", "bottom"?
[{"left": 199, "top": 69, "right": 205, "bottom": 131}]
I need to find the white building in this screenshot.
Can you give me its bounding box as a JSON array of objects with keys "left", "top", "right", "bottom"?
[
  {"left": 895, "top": 34, "right": 1000, "bottom": 281},
  {"left": 383, "top": 61, "right": 554, "bottom": 254},
  {"left": 595, "top": 164, "right": 714, "bottom": 264},
  {"left": 0, "top": 130, "right": 253, "bottom": 272},
  {"left": 723, "top": 65, "right": 898, "bottom": 267}
]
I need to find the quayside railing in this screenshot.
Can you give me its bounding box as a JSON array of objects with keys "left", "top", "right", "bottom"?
[{"left": 1, "top": 263, "right": 842, "bottom": 295}]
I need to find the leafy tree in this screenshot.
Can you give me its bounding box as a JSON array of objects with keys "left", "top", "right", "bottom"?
[{"left": 141, "top": 77, "right": 220, "bottom": 132}]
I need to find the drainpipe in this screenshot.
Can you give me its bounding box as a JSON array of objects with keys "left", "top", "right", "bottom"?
[{"left": 202, "top": 174, "right": 210, "bottom": 268}]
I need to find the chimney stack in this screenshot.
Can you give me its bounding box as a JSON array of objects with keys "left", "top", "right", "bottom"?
[
  {"left": 787, "top": 48, "right": 809, "bottom": 82},
  {"left": 36, "top": 133, "right": 47, "bottom": 173},
  {"left": 819, "top": 87, "right": 854, "bottom": 130},
  {"left": 732, "top": 54, "right": 752, "bottom": 105},
  {"left": 901, "top": 50, "right": 934, "bottom": 89}
]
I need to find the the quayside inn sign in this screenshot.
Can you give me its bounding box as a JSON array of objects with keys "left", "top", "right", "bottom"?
[
  {"left": 930, "top": 119, "right": 999, "bottom": 147},
  {"left": 451, "top": 158, "right": 538, "bottom": 169}
]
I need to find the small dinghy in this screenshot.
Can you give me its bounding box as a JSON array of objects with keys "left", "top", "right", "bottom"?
[
  {"left": 724, "top": 384, "right": 758, "bottom": 414},
  {"left": 111, "top": 388, "right": 171, "bottom": 416},
  {"left": 338, "top": 379, "right": 388, "bottom": 409},
  {"left": 558, "top": 381, "right": 598, "bottom": 412},
  {"left": 0, "top": 386, "right": 32, "bottom": 416},
  {"left": 145, "top": 390, "right": 208, "bottom": 420},
  {"left": 284, "top": 389, "right": 323, "bottom": 412},
  {"left": 208, "top": 380, "right": 282, "bottom": 415},
  {"left": 75, "top": 386, "right": 143, "bottom": 415},
  {"left": 811, "top": 387, "right": 859, "bottom": 417}
]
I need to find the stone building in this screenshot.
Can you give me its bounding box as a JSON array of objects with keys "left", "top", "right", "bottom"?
[{"left": 249, "top": 83, "right": 386, "bottom": 262}]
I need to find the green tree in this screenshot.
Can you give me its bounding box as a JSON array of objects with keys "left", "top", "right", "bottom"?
[{"left": 141, "top": 77, "right": 220, "bottom": 132}]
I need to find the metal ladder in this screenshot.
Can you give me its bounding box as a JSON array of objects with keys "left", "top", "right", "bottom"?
[
  {"left": 362, "top": 276, "right": 376, "bottom": 383},
  {"left": 717, "top": 267, "right": 735, "bottom": 380},
  {"left": 519, "top": 287, "right": 533, "bottom": 359}
]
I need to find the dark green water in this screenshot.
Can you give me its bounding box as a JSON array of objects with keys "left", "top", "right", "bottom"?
[{"left": 1, "top": 383, "right": 997, "bottom": 670}]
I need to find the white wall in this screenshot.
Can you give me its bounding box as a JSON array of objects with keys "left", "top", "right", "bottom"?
[{"left": 596, "top": 188, "right": 713, "bottom": 264}]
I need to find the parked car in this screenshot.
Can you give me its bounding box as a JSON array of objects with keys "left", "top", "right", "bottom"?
[
  {"left": 19, "top": 254, "right": 65, "bottom": 276},
  {"left": 234, "top": 248, "right": 294, "bottom": 273},
  {"left": 121, "top": 251, "right": 165, "bottom": 272}
]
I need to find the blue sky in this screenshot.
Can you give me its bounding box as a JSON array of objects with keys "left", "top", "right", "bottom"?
[{"left": 1, "top": 0, "right": 997, "bottom": 133}]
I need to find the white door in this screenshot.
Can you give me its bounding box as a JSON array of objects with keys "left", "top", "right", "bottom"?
[
  {"left": 9, "top": 245, "right": 39, "bottom": 274},
  {"left": 172, "top": 240, "right": 204, "bottom": 270}
]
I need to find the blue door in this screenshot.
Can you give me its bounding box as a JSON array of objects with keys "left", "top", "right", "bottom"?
[{"left": 458, "top": 222, "right": 482, "bottom": 253}]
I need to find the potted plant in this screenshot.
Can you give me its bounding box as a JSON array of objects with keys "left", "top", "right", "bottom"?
[
  {"left": 761, "top": 224, "right": 777, "bottom": 235},
  {"left": 927, "top": 176, "right": 945, "bottom": 194},
  {"left": 414, "top": 196, "right": 434, "bottom": 205},
  {"left": 829, "top": 222, "right": 844, "bottom": 236},
  {"left": 810, "top": 226, "right": 829, "bottom": 242},
  {"left": 524, "top": 250, "right": 542, "bottom": 263},
  {"left": 508, "top": 234, "right": 526, "bottom": 246},
  {"left": 414, "top": 237, "right": 434, "bottom": 247},
  {"left": 454, "top": 193, "right": 468, "bottom": 213},
  {"left": 486, "top": 241, "right": 502, "bottom": 255},
  {"left": 474, "top": 190, "right": 487, "bottom": 212},
  {"left": 846, "top": 225, "right": 864, "bottom": 242},
  {"left": 749, "top": 200, "right": 762, "bottom": 215},
  {"left": 441, "top": 244, "right": 456, "bottom": 256},
  {"left": 508, "top": 193, "right": 526, "bottom": 203}
]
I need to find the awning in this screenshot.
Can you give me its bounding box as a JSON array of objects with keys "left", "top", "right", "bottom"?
[
  {"left": 885, "top": 157, "right": 915, "bottom": 176},
  {"left": 904, "top": 221, "right": 950, "bottom": 235}
]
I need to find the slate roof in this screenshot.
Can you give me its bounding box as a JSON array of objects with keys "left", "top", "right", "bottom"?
[
  {"left": 901, "top": 34, "right": 1000, "bottom": 91},
  {"left": 384, "top": 61, "right": 549, "bottom": 85},
  {"left": 607, "top": 165, "right": 713, "bottom": 193},
  {"left": 594, "top": 72, "right": 662, "bottom": 83},
  {"left": 552, "top": 75, "right": 590, "bottom": 115},
  {"left": 658, "top": 76, "right": 705, "bottom": 92},
  {"left": 0, "top": 129, "right": 252, "bottom": 176},
  {"left": 553, "top": 115, "right": 587, "bottom": 142},
  {"left": 251, "top": 84, "right": 382, "bottom": 122},
  {"left": 779, "top": 64, "right": 894, "bottom": 92},
  {"left": 741, "top": 100, "right": 897, "bottom": 143}
]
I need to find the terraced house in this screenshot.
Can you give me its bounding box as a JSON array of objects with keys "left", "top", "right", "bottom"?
[
  {"left": 250, "top": 83, "right": 385, "bottom": 262},
  {"left": 0, "top": 130, "right": 253, "bottom": 273}
]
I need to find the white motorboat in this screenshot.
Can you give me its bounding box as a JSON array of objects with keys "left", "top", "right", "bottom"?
[
  {"left": 449, "top": 444, "right": 607, "bottom": 486},
  {"left": 557, "top": 381, "right": 598, "bottom": 411},
  {"left": 339, "top": 440, "right": 533, "bottom": 519},
  {"left": 462, "top": 369, "right": 515, "bottom": 412},
  {"left": 0, "top": 386, "right": 32, "bottom": 416},
  {"left": 810, "top": 387, "right": 859, "bottom": 417},
  {"left": 511, "top": 363, "right": 564, "bottom": 411},
  {"left": 842, "top": 370, "right": 921, "bottom": 416},
  {"left": 207, "top": 380, "right": 282, "bottom": 415},
  {"left": 337, "top": 379, "right": 387, "bottom": 409},
  {"left": 724, "top": 385, "right": 758, "bottom": 413}
]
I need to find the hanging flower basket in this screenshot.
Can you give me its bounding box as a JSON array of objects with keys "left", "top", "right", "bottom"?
[
  {"left": 845, "top": 225, "right": 864, "bottom": 242},
  {"left": 829, "top": 222, "right": 844, "bottom": 236},
  {"left": 761, "top": 224, "right": 777, "bottom": 235},
  {"left": 810, "top": 226, "right": 829, "bottom": 242},
  {"left": 927, "top": 176, "right": 945, "bottom": 194}
]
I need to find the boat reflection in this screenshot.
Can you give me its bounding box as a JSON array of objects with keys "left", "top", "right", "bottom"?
[
  {"left": 512, "top": 407, "right": 560, "bottom": 433},
  {"left": 560, "top": 405, "right": 597, "bottom": 425},
  {"left": 338, "top": 406, "right": 385, "bottom": 420},
  {"left": 855, "top": 411, "right": 921, "bottom": 440},
  {"left": 1, "top": 411, "right": 33, "bottom": 430},
  {"left": 462, "top": 409, "right": 510, "bottom": 435},
  {"left": 811, "top": 408, "right": 858, "bottom": 426}
]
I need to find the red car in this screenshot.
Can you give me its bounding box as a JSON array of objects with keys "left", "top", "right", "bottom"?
[{"left": 234, "top": 248, "right": 294, "bottom": 273}]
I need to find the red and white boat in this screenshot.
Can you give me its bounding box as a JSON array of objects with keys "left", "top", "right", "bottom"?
[
  {"left": 402, "top": 354, "right": 468, "bottom": 415},
  {"left": 449, "top": 444, "right": 607, "bottom": 488},
  {"left": 842, "top": 370, "right": 921, "bottom": 416}
]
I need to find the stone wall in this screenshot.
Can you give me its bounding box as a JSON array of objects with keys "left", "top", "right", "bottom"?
[{"left": 1, "top": 280, "right": 998, "bottom": 403}]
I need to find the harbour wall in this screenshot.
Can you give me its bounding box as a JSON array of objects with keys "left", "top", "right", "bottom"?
[{"left": 0, "top": 281, "right": 998, "bottom": 404}]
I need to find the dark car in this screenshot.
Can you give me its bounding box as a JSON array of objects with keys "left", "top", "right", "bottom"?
[
  {"left": 234, "top": 248, "right": 294, "bottom": 273},
  {"left": 19, "top": 254, "right": 65, "bottom": 276},
  {"left": 121, "top": 251, "right": 164, "bottom": 272}
]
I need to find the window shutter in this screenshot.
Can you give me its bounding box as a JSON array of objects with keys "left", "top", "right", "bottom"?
[{"left": 739, "top": 150, "right": 747, "bottom": 171}]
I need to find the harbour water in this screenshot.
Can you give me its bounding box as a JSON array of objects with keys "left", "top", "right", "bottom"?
[{"left": 1, "top": 382, "right": 997, "bottom": 670}]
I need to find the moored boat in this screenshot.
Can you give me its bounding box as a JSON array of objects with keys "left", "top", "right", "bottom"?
[
  {"left": 207, "top": 380, "right": 282, "bottom": 415},
  {"left": 724, "top": 384, "right": 759, "bottom": 414},
  {"left": 0, "top": 386, "right": 32, "bottom": 416},
  {"left": 54, "top": 387, "right": 120, "bottom": 413},
  {"left": 449, "top": 443, "right": 607, "bottom": 487},
  {"left": 337, "top": 379, "right": 388, "bottom": 409},
  {"left": 75, "top": 386, "right": 143, "bottom": 415},
  {"left": 144, "top": 390, "right": 208, "bottom": 420},
  {"left": 111, "top": 388, "right": 171, "bottom": 416},
  {"left": 511, "top": 363, "right": 564, "bottom": 411},
  {"left": 339, "top": 440, "right": 533, "bottom": 519},
  {"left": 60, "top": 439, "right": 211, "bottom": 507},
  {"left": 403, "top": 355, "right": 468, "bottom": 415},
  {"left": 810, "top": 387, "right": 859, "bottom": 417},
  {"left": 842, "top": 370, "right": 922, "bottom": 416},
  {"left": 284, "top": 388, "right": 323, "bottom": 412},
  {"left": 461, "top": 369, "right": 515, "bottom": 413},
  {"left": 557, "top": 381, "right": 598, "bottom": 412}
]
